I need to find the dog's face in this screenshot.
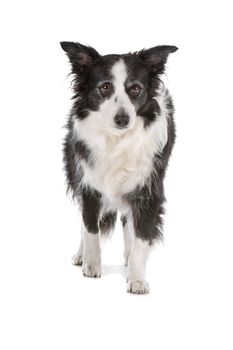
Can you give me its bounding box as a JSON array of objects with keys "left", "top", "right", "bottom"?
[
  {"left": 86, "top": 55, "right": 150, "bottom": 132},
  {"left": 61, "top": 42, "right": 177, "bottom": 132}
]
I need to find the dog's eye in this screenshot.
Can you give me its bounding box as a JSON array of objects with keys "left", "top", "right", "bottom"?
[
  {"left": 99, "top": 82, "right": 112, "bottom": 96},
  {"left": 129, "top": 84, "right": 141, "bottom": 98}
]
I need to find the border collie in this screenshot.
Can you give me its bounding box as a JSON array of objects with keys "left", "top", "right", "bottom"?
[{"left": 60, "top": 42, "right": 178, "bottom": 294}]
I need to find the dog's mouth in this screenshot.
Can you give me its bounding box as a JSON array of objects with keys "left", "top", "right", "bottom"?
[
  {"left": 109, "top": 122, "right": 135, "bottom": 136},
  {"left": 115, "top": 125, "right": 130, "bottom": 131}
]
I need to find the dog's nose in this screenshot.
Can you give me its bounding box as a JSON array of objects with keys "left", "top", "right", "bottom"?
[{"left": 114, "top": 113, "right": 129, "bottom": 128}]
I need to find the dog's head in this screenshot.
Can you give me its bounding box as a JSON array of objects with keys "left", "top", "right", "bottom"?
[{"left": 60, "top": 42, "right": 178, "bottom": 132}]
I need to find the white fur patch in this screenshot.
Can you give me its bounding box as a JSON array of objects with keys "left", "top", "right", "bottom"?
[
  {"left": 127, "top": 237, "right": 150, "bottom": 280},
  {"left": 123, "top": 220, "right": 132, "bottom": 266},
  {"left": 126, "top": 215, "right": 151, "bottom": 294},
  {"left": 111, "top": 60, "right": 136, "bottom": 126},
  {"left": 72, "top": 237, "right": 83, "bottom": 265},
  {"left": 82, "top": 232, "right": 102, "bottom": 278}
]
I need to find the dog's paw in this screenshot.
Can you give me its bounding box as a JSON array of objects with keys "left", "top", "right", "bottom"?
[
  {"left": 82, "top": 262, "right": 102, "bottom": 278},
  {"left": 127, "top": 279, "right": 150, "bottom": 294},
  {"left": 71, "top": 253, "right": 83, "bottom": 266}
]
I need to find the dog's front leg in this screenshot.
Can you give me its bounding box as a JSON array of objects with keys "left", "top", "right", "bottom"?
[
  {"left": 81, "top": 188, "right": 102, "bottom": 278},
  {"left": 126, "top": 192, "right": 164, "bottom": 294},
  {"left": 127, "top": 215, "right": 150, "bottom": 294}
]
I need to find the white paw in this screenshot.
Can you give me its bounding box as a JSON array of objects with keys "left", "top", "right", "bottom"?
[
  {"left": 127, "top": 279, "right": 150, "bottom": 294},
  {"left": 82, "top": 262, "right": 102, "bottom": 278},
  {"left": 72, "top": 254, "right": 83, "bottom": 266}
]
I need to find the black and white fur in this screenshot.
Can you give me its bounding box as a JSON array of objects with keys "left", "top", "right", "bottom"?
[{"left": 60, "top": 42, "right": 178, "bottom": 294}]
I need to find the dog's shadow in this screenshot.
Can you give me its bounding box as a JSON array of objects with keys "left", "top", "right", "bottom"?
[{"left": 102, "top": 264, "right": 127, "bottom": 278}]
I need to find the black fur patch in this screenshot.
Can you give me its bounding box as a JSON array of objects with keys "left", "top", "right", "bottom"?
[
  {"left": 63, "top": 126, "right": 91, "bottom": 197},
  {"left": 121, "top": 215, "right": 127, "bottom": 227},
  {"left": 75, "top": 140, "right": 91, "bottom": 162},
  {"left": 82, "top": 188, "right": 101, "bottom": 234},
  {"left": 125, "top": 185, "right": 165, "bottom": 244},
  {"left": 99, "top": 211, "right": 117, "bottom": 234},
  {"left": 63, "top": 130, "right": 78, "bottom": 196}
]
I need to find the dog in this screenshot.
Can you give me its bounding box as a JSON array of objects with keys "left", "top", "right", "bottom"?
[{"left": 60, "top": 41, "right": 178, "bottom": 294}]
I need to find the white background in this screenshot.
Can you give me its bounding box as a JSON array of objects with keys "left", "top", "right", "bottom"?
[{"left": 0, "top": 0, "right": 232, "bottom": 349}]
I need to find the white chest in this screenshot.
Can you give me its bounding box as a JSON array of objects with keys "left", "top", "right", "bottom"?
[{"left": 78, "top": 115, "right": 168, "bottom": 202}]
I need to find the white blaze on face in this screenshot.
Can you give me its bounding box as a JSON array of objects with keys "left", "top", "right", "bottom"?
[
  {"left": 111, "top": 60, "right": 136, "bottom": 128},
  {"left": 88, "top": 59, "right": 137, "bottom": 133},
  {"left": 111, "top": 59, "right": 127, "bottom": 96}
]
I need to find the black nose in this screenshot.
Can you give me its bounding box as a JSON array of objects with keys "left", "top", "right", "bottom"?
[{"left": 114, "top": 113, "right": 129, "bottom": 128}]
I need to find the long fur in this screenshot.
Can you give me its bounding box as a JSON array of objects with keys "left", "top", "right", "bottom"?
[{"left": 60, "top": 42, "right": 178, "bottom": 293}]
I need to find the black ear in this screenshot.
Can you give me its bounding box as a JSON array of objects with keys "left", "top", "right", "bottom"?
[
  {"left": 138, "top": 45, "right": 178, "bottom": 74},
  {"left": 60, "top": 41, "right": 100, "bottom": 71}
]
